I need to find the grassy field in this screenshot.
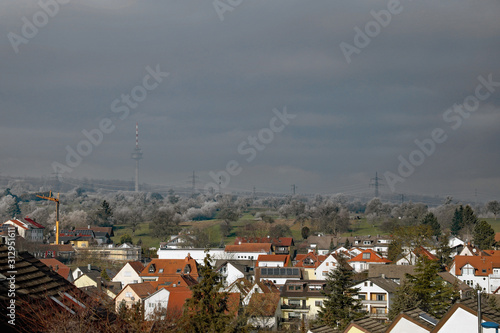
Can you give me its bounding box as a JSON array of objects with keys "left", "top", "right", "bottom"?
[{"left": 111, "top": 215, "right": 500, "bottom": 251}]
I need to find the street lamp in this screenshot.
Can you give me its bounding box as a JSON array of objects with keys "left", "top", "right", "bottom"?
[{"left": 482, "top": 322, "right": 500, "bottom": 333}]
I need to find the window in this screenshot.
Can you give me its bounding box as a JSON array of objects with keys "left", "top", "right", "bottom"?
[
  {"left": 377, "top": 294, "right": 385, "bottom": 301},
  {"left": 124, "top": 271, "right": 132, "bottom": 277},
  {"left": 288, "top": 286, "right": 294, "bottom": 290},
  {"left": 125, "top": 292, "right": 132, "bottom": 298},
  {"left": 149, "top": 264, "right": 156, "bottom": 273},
  {"left": 362, "top": 253, "right": 371, "bottom": 259},
  {"left": 322, "top": 271, "right": 328, "bottom": 276},
  {"left": 159, "top": 269, "right": 164, "bottom": 273},
  {"left": 326, "top": 262, "right": 329, "bottom": 266},
  {"left": 176, "top": 269, "right": 181, "bottom": 273},
  {"left": 358, "top": 294, "right": 366, "bottom": 300},
  {"left": 315, "top": 301, "right": 322, "bottom": 307},
  {"left": 295, "top": 285, "right": 302, "bottom": 290}
]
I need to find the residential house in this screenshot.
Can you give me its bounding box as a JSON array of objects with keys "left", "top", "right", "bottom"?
[
  {"left": 40, "top": 258, "right": 73, "bottom": 282},
  {"left": 256, "top": 254, "right": 290, "bottom": 267},
  {"left": 79, "top": 243, "right": 141, "bottom": 261},
  {"left": 368, "top": 264, "right": 416, "bottom": 285},
  {"left": 243, "top": 280, "right": 280, "bottom": 306},
  {"left": 143, "top": 288, "right": 170, "bottom": 320},
  {"left": 255, "top": 266, "right": 302, "bottom": 286},
  {"left": 216, "top": 260, "right": 254, "bottom": 286},
  {"left": 73, "top": 265, "right": 121, "bottom": 299},
  {"left": 225, "top": 243, "right": 273, "bottom": 260},
  {"left": 29, "top": 243, "right": 75, "bottom": 262},
  {"left": 306, "top": 235, "right": 392, "bottom": 256},
  {"left": 156, "top": 247, "right": 226, "bottom": 263},
  {"left": 234, "top": 237, "right": 294, "bottom": 255},
  {"left": 2, "top": 217, "right": 44, "bottom": 243},
  {"left": 386, "top": 307, "right": 438, "bottom": 333},
  {"left": 353, "top": 277, "right": 399, "bottom": 320},
  {"left": 449, "top": 255, "right": 500, "bottom": 293},
  {"left": 246, "top": 292, "right": 281, "bottom": 330},
  {"left": 437, "top": 271, "right": 473, "bottom": 299},
  {"left": 315, "top": 253, "right": 345, "bottom": 280},
  {"left": 431, "top": 297, "right": 500, "bottom": 333},
  {"left": 115, "top": 282, "right": 156, "bottom": 312},
  {"left": 448, "top": 235, "right": 465, "bottom": 257},
  {"left": 306, "top": 235, "right": 336, "bottom": 255},
  {"left": 112, "top": 261, "right": 145, "bottom": 289},
  {"left": 348, "top": 249, "right": 392, "bottom": 273},
  {"left": 280, "top": 280, "right": 327, "bottom": 328},
  {"left": 140, "top": 256, "right": 199, "bottom": 283},
  {"left": 395, "top": 246, "right": 439, "bottom": 265},
  {"left": 294, "top": 252, "right": 327, "bottom": 280},
  {"left": 342, "top": 316, "right": 387, "bottom": 333}
]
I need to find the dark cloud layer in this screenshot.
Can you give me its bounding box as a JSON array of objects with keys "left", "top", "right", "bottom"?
[{"left": 1, "top": 0, "right": 499, "bottom": 201}]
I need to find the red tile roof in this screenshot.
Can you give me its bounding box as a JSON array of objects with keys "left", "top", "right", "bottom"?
[
  {"left": 127, "top": 261, "right": 145, "bottom": 274},
  {"left": 414, "top": 246, "right": 438, "bottom": 261},
  {"left": 4, "top": 219, "right": 28, "bottom": 230},
  {"left": 40, "top": 258, "right": 71, "bottom": 280},
  {"left": 246, "top": 293, "right": 280, "bottom": 316},
  {"left": 225, "top": 243, "right": 272, "bottom": 253},
  {"left": 126, "top": 282, "right": 156, "bottom": 299},
  {"left": 24, "top": 216, "right": 45, "bottom": 229},
  {"left": 452, "top": 255, "right": 500, "bottom": 276},
  {"left": 348, "top": 249, "right": 392, "bottom": 264},
  {"left": 256, "top": 254, "right": 290, "bottom": 267},
  {"left": 294, "top": 252, "right": 326, "bottom": 268},
  {"left": 140, "top": 257, "right": 199, "bottom": 279},
  {"left": 164, "top": 287, "right": 192, "bottom": 313}
]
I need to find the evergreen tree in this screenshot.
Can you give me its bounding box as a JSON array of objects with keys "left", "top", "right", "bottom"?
[
  {"left": 390, "top": 257, "right": 459, "bottom": 319},
  {"left": 473, "top": 220, "right": 495, "bottom": 250},
  {"left": 421, "top": 212, "right": 441, "bottom": 237},
  {"left": 178, "top": 254, "right": 241, "bottom": 332},
  {"left": 95, "top": 200, "right": 113, "bottom": 226},
  {"left": 388, "top": 281, "right": 419, "bottom": 320},
  {"left": 344, "top": 237, "right": 351, "bottom": 249},
  {"left": 450, "top": 205, "right": 464, "bottom": 236},
  {"left": 301, "top": 226, "right": 310, "bottom": 240},
  {"left": 436, "top": 233, "right": 453, "bottom": 269},
  {"left": 317, "top": 255, "right": 364, "bottom": 330}
]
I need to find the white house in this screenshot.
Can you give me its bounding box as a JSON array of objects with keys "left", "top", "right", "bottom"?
[
  {"left": 315, "top": 254, "right": 339, "bottom": 279},
  {"left": 3, "top": 218, "right": 44, "bottom": 243},
  {"left": 156, "top": 247, "right": 226, "bottom": 264},
  {"left": 217, "top": 261, "right": 248, "bottom": 287},
  {"left": 256, "top": 254, "right": 290, "bottom": 268},
  {"left": 112, "top": 261, "right": 144, "bottom": 289},
  {"left": 432, "top": 298, "right": 500, "bottom": 333},
  {"left": 225, "top": 243, "right": 272, "bottom": 261},
  {"left": 386, "top": 307, "right": 437, "bottom": 333},
  {"left": 449, "top": 255, "right": 500, "bottom": 293},
  {"left": 353, "top": 277, "right": 398, "bottom": 320},
  {"left": 143, "top": 288, "right": 170, "bottom": 320}
]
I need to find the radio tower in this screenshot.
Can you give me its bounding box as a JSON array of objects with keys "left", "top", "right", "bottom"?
[{"left": 131, "top": 123, "right": 143, "bottom": 192}]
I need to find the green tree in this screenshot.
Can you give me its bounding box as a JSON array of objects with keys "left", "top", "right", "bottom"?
[
  {"left": 317, "top": 255, "right": 364, "bottom": 330},
  {"left": 450, "top": 205, "right": 464, "bottom": 236},
  {"left": 120, "top": 234, "right": 133, "bottom": 245},
  {"left": 101, "top": 268, "right": 111, "bottom": 281},
  {"left": 95, "top": 200, "right": 114, "bottom": 226},
  {"left": 421, "top": 212, "right": 441, "bottom": 237},
  {"left": 390, "top": 257, "right": 459, "bottom": 319},
  {"left": 388, "top": 225, "right": 433, "bottom": 264},
  {"left": 436, "top": 233, "right": 453, "bottom": 268},
  {"left": 462, "top": 205, "right": 478, "bottom": 237},
  {"left": 473, "top": 220, "right": 495, "bottom": 250},
  {"left": 151, "top": 209, "right": 180, "bottom": 241},
  {"left": 178, "top": 254, "right": 242, "bottom": 332},
  {"left": 301, "top": 226, "right": 310, "bottom": 240}
]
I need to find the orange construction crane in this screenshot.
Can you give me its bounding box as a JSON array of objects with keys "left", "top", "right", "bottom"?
[{"left": 37, "top": 191, "right": 60, "bottom": 245}]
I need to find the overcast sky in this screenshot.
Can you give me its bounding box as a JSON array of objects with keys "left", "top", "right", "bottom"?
[{"left": 1, "top": 0, "right": 499, "bottom": 201}]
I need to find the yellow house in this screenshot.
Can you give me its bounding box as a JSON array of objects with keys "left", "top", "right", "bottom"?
[
  {"left": 114, "top": 282, "right": 156, "bottom": 312},
  {"left": 280, "top": 280, "right": 327, "bottom": 329},
  {"left": 69, "top": 239, "right": 89, "bottom": 248},
  {"left": 73, "top": 265, "right": 121, "bottom": 299}
]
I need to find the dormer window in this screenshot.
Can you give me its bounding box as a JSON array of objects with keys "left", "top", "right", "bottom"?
[
  {"left": 149, "top": 264, "right": 156, "bottom": 273},
  {"left": 159, "top": 268, "right": 164, "bottom": 273},
  {"left": 176, "top": 269, "right": 182, "bottom": 274},
  {"left": 362, "top": 253, "right": 371, "bottom": 259}
]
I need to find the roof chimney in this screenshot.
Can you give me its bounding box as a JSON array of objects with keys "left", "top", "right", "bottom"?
[
  {"left": 96, "top": 276, "right": 102, "bottom": 291},
  {"left": 88, "top": 264, "right": 91, "bottom": 272}
]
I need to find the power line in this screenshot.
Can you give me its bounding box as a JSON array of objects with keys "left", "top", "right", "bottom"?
[{"left": 369, "top": 172, "right": 384, "bottom": 197}]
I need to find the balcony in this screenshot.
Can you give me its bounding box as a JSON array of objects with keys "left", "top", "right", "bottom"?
[{"left": 281, "top": 304, "right": 310, "bottom": 311}]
